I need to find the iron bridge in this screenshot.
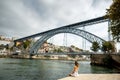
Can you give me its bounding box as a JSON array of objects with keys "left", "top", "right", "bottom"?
[{"left": 14, "top": 16, "right": 109, "bottom": 55}]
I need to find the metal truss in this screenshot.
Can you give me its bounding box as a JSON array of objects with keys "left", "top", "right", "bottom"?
[
  {"left": 14, "top": 16, "right": 108, "bottom": 42},
  {"left": 29, "top": 28, "right": 106, "bottom": 54}
]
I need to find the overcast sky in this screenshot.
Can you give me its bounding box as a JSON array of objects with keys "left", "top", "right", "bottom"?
[{"left": 1, "top": 0, "right": 117, "bottom": 50}]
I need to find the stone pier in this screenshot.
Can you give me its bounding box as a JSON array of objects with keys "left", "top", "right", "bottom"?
[{"left": 90, "top": 54, "right": 120, "bottom": 69}]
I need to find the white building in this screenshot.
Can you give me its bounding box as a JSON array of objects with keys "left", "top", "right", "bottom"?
[
  {"left": 0, "top": 40, "right": 11, "bottom": 55},
  {"left": 0, "top": 40, "right": 10, "bottom": 45}
]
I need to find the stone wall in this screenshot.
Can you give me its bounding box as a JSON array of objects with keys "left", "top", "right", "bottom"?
[{"left": 90, "top": 54, "right": 120, "bottom": 69}]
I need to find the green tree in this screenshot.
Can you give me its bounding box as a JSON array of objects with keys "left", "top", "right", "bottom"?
[
  {"left": 0, "top": 44, "right": 4, "bottom": 49},
  {"left": 70, "top": 45, "right": 75, "bottom": 48},
  {"left": 101, "top": 41, "right": 115, "bottom": 53},
  {"left": 106, "top": 0, "right": 120, "bottom": 42},
  {"left": 23, "top": 40, "right": 31, "bottom": 49},
  {"left": 53, "top": 48, "right": 62, "bottom": 52},
  {"left": 91, "top": 42, "right": 100, "bottom": 52},
  {"left": 57, "top": 48, "right": 63, "bottom": 52},
  {"left": 5, "top": 44, "right": 9, "bottom": 50}
]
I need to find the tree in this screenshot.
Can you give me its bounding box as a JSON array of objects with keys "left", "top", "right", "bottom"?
[
  {"left": 70, "top": 45, "right": 75, "bottom": 48},
  {"left": 5, "top": 44, "right": 9, "bottom": 50},
  {"left": 0, "top": 44, "right": 4, "bottom": 49},
  {"left": 91, "top": 42, "right": 100, "bottom": 52},
  {"left": 57, "top": 48, "right": 63, "bottom": 52},
  {"left": 101, "top": 41, "right": 115, "bottom": 53},
  {"left": 106, "top": 0, "right": 120, "bottom": 42},
  {"left": 23, "top": 40, "right": 31, "bottom": 49},
  {"left": 53, "top": 48, "right": 62, "bottom": 52}
]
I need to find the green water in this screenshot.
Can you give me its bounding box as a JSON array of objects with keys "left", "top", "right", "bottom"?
[{"left": 0, "top": 58, "right": 119, "bottom": 80}]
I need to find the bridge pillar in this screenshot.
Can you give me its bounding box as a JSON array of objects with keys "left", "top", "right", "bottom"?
[
  {"left": 82, "top": 26, "right": 86, "bottom": 50},
  {"left": 63, "top": 33, "right": 67, "bottom": 47},
  {"left": 108, "top": 19, "right": 112, "bottom": 41}
]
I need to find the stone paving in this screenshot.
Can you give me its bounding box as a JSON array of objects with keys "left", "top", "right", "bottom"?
[{"left": 58, "top": 74, "right": 120, "bottom": 80}]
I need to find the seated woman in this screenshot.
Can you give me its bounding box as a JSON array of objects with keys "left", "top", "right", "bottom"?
[{"left": 69, "top": 61, "right": 79, "bottom": 77}]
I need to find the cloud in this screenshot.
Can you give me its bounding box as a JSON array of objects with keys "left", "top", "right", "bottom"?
[{"left": 0, "top": 0, "right": 113, "bottom": 50}]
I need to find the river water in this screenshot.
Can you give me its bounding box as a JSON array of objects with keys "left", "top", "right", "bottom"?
[{"left": 0, "top": 58, "right": 119, "bottom": 80}]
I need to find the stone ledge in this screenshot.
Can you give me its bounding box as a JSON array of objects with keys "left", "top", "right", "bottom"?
[{"left": 58, "top": 74, "right": 120, "bottom": 80}]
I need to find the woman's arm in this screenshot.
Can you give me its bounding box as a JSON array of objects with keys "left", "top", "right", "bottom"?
[{"left": 70, "top": 66, "right": 76, "bottom": 74}]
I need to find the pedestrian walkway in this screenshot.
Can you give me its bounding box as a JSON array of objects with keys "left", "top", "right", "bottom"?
[{"left": 58, "top": 74, "right": 120, "bottom": 80}]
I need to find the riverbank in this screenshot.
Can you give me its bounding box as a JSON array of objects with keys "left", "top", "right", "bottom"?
[
  {"left": 8, "top": 54, "right": 90, "bottom": 61},
  {"left": 0, "top": 54, "right": 11, "bottom": 58},
  {"left": 58, "top": 74, "right": 120, "bottom": 80}
]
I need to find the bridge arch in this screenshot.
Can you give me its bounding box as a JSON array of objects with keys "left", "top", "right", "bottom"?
[{"left": 30, "top": 28, "right": 105, "bottom": 54}]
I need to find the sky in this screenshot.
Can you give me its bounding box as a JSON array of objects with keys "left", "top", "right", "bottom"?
[{"left": 1, "top": 0, "right": 119, "bottom": 51}]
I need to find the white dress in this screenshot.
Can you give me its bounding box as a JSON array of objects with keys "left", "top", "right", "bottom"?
[{"left": 71, "top": 71, "right": 79, "bottom": 77}]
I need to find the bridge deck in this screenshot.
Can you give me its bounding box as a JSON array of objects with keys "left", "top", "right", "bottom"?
[{"left": 58, "top": 74, "right": 120, "bottom": 80}]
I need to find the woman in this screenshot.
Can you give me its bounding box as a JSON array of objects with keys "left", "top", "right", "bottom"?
[{"left": 69, "top": 61, "right": 79, "bottom": 77}]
